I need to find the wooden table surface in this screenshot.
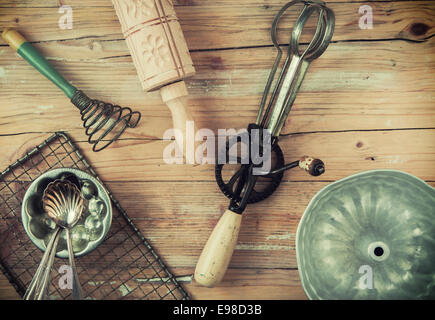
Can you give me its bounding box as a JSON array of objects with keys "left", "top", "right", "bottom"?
[{"left": 0, "top": 0, "right": 434, "bottom": 300}]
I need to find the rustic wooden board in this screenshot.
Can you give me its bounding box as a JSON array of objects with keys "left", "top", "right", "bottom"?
[
  {"left": 103, "top": 181, "right": 326, "bottom": 269},
  {"left": 0, "top": 129, "right": 434, "bottom": 183},
  {"left": 183, "top": 268, "right": 307, "bottom": 300},
  {"left": 0, "top": 1, "right": 433, "bottom": 47},
  {"left": 2, "top": 176, "right": 435, "bottom": 269},
  {"left": 0, "top": 267, "right": 307, "bottom": 300},
  {"left": 0, "top": 0, "right": 434, "bottom": 301},
  {"left": 0, "top": 0, "right": 408, "bottom": 6},
  {"left": 0, "top": 39, "right": 434, "bottom": 139},
  {"left": 0, "top": 272, "right": 20, "bottom": 300},
  {"left": 2, "top": 180, "right": 435, "bottom": 299}
]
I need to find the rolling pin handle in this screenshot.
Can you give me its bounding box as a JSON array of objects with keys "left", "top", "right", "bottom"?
[{"left": 160, "top": 81, "right": 198, "bottom": 163}]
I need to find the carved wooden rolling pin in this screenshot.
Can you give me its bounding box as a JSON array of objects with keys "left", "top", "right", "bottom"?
[{"left": 112, "top": 0, "right": 197, "bottom": 159}]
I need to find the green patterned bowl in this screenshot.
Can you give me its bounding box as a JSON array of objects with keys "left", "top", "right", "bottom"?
[{"left": 296, "top": 170, "right": 435, "bottom": 299}]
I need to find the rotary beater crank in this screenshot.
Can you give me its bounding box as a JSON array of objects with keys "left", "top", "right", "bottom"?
[
  {"left": 195, "top": 0, "right": 336, "bottom": 288},
  {"left": 215, "top": 0, "right": 334, "bottom": 211},
  {"left": 215, "top": 124, "right": 285, "bottom": 209}
]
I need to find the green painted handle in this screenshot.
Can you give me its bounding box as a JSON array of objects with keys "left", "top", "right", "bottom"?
[{"left": 2, "top": 28, "right": 77, "bottom": 99}]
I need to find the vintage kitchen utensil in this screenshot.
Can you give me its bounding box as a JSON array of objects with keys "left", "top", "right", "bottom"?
[
  {"left": 195, "top": 0, "right": 335, "bottom": 287},
  {"left": 22, "top": 168, "right": 113, "bottom": 259},
  {"left": 24, "top": 180, "right": 85, "bottom": 300},
  {"left": 3, "top": 133, "right": 188, "bottom": 299},
  {"left": 23, "top": 226, "right": 61, "bottom": 300},
  {"left": 297, "top": 170, "right": 435, "bottom": 299},
  {"left": 43, "top": 180, "right": 85, "bottom": 300},
  {"left": 22, "top": 168, "right": 111, "bottom": 300},
  {"left": 22, "top": 168, "right": 113, "bottom": 299},
  {"left": 112, "top": 0, "right": 197, "bottom": 159},
  {"left": 1, "top": 28, "right": 141, "bottom": 152}
]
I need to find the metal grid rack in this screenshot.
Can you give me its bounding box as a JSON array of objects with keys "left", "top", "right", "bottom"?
[{"left": 0, "top": 132, "right": 190, "bottom": 300}]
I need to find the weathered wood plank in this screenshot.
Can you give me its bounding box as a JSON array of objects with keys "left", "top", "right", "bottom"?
[
  {"left": 2, "top": 179, "right": 435, "bottom": 270},
  {"left": 0, "top": 272, "right": 20, "bottom": 299},
  {"left": 183, "top": 268, "right": 307, "bottom": 300},
  {"left": 2, "top": 178, "right": 435, "bottom": 300},
  {"left": 0, "top": 0, "right": 405, "bottom": 7},
  {"left": 103, "top": 181, "right": 435, "bottom": 269},
  {"left": 1, "top": 129, "right": 434, "bottom": 182},
  {"left": 3, "top": 179, "right": 434, "bottom": 299},
  {"left": 0, "top": 39, "right": 434, "bottom": 138},
  {"left": 0, "top": 172, "right": 321, "bottom": 269},
  {"left": 110, "top": 180, "right": 326, "bottom": 269},
  {"left": 0, "top": 267, "right": 307, "bottom": 300},
  {"left": 0, "top": 0, "right": 434, "bottom": 302},
  {"left": 0, "top": 1, "right": 433, "bottom": 49},
  {"left": 3, "top": 169, "right": 434, "bottom": 268}
]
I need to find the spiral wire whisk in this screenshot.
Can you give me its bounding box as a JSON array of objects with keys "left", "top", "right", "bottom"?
[
  {"left": 71, "top": 91, "right": 141, "bottom": 152},
  {"left": 1, "top": 28, "right": 142, "bottom": 153}
]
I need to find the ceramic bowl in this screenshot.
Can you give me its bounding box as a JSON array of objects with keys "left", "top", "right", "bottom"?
[
  {"left": 296, "top": 170, "right": 435, "bottom": 299},
  {"left": 22, "top": 168, "right": 112, "bottom": 258}
]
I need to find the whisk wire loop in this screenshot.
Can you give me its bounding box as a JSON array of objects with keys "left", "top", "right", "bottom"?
[
  {"left": 256, "top": 0, "right": 334, "bottom": 136},
  {"left": 71, "top": 90, "right": 141, "bottom": 152},
  {"left": 216, "top": 0, "right": 334, "bottom": 208}
]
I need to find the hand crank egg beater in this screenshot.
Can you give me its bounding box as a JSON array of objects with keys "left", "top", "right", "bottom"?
[{"left": 195, "top": 0, "right": 335, "bottom": 287}]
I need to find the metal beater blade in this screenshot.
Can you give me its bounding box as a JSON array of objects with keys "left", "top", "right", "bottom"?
[{"left": 256, "top": 0, "right": 335, "bottom": 137}]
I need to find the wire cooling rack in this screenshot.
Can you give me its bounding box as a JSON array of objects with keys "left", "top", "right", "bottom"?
[{"left": 0, "top": 132, "right": 190, "bottom": 300}]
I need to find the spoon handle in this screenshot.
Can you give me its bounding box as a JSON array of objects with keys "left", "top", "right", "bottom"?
[
  {"left": 24, "top": 227, "right": 61, "bottom": 300},
  {"left": 36, "top": 228, "right": 61, "bottom": 300},
  {"left": 66, "top": 229, "right": 84, "bottom": 300}
]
